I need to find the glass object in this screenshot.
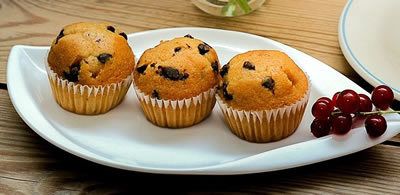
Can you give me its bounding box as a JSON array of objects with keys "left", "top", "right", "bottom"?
[{"left": 192, "top": 0, "right": 266, "bottom": 17}]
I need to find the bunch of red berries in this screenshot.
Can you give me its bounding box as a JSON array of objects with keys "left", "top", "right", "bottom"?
[{"left": 311, "top": 85, "right": 397, "bottom": 138}]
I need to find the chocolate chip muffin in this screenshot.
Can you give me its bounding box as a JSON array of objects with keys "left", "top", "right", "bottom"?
[
  {"left": 48, "top": 22, "right": 133, "bottom": 85},
  {"left": 46, "top": 22, "right": 135, "bottom": 115},
  {"left": 217, "top": 50, "right": 310, "bottom": 143},
  {"left": 133, "top": 34, "right": 220, "bottom": 128}
]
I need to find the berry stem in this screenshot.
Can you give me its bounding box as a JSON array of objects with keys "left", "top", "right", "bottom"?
[
  {"left": 358, "top": 110, "right": 400, "bottom": 116},
  {"left": 330, "top": 110, "right": 400, "bottom": 116}
]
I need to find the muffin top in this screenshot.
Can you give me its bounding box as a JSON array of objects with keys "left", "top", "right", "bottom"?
[
  {"left": 219, "top": 50, "right": 309, "bottom": 111},
  {"left": 47, "top": 22, "right": 135, "bottom": 86},
  {"left": 133, "top": 35, "right": 220, "bottom": 100}
]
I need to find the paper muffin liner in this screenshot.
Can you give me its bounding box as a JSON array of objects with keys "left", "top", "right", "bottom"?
[
  {"left": 46, "top": 65, "right": 132, "bottom": 115},
  {"left": 216, "top": 82, "right": 311, "bottom": 143},
  {"left": 133, "top": 84, "right": 217, "bottom": 128}
]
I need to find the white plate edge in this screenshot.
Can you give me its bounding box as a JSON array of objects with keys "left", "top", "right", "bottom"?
[{"left": 338, "top": 0, "right": 400, "bottom": 100}]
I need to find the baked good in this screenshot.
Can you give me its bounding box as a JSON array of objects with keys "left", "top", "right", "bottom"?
[
  {"left": 133, "top": 34, "right": 220, "bottom": 128},
  {"left": 46, "top": 22, "right": 135, "bottom": 114},
  {"left": 217, "top": 50, "right": 310, "bottom": 142}
]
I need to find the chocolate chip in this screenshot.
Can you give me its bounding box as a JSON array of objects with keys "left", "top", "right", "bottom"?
[
  {"left": 158, "top": 66, "right": 189, "bottom": 81},
  {"left": 63, "top": 63, "right": 80, "bottom": 82},
  {"left": 211, "top": 61, "right": 219, "bottom": 73},
  {"left": 262, "top": 76, "right": 275, "bottom": 93},
  {"left": 151, "top": 90, "right": 160, "bottom": 99},
  {"left": 97, "top": 53, "right": 112, "bottom": 64},
  {"left": 90, "top": 72, "right": 99, "bottom": 78},
  {"left": 55, "top": 29, "right": 64, "bottom": 44},
  {"left": 174, "top": 47, "right": 182, "bottom": 53},
  {"left": 136, "top": 64, "right": 148, "bottom": 74},
  {"left": 95, "top": 38, "right": 102, "bottom": 43},
  {"left": 220, "top": 64, "right": 229, "bottom": 77},
  {"left": 182, "top": 73, "right": 189, "bottom": 80},
  {"left": 203, "top": 42, "right": 212, "bottom": 48},
  {"left": 150, "top": 63, "right": 156, "bottom": 68},
  {"left": 222, "top": 82, "right": 233, "bottom": 100},
  {"left": 186, "top": 43, "right": 191, "bottom": 48},
  {"left": 198, "top": 43, "right": 210, "bottom": 55},
  {"left": 107, "top": 26, "right": 115, "bottom": 32},
  {"left": 184, "top": 34, "right": 194, "bottom": 39},
  {"left": 119, "top": 32, "right": 127, "bottom": 40},
  {"left": 243, "top": 61, "right": 255, "bottom": 70}
]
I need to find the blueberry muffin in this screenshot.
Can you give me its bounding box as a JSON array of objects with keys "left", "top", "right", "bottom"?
[
  {"left": 133, "top": 34, "right": 220, "bottom": 128},
  {"left": 46, "top": 22, "right": 135, "bottom": 115},
  {"left": 217, "top": 50, "right": 310, "bottom": 143}
]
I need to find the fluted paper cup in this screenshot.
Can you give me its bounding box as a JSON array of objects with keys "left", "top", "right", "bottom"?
[
  {"left": 46, "top": 65, "right": 132, "bottom": 115},
  {"left": 216, "top": 83, "right": 310, "bottom": 143},
  {"left": 133, "top": 84, "right": 216, "bottom": 128}
]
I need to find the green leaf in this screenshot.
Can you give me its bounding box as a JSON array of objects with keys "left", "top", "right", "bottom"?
[
  {"left": 221, "top": 0, "right": 237, "bottom": 16},
  {"left": 235, "top": 0, "right": 252, "bottom": 14}
]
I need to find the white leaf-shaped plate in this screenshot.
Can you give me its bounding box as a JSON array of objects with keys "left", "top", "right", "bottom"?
[{"left": 7, "top": 27, "right": 400, "bottom": 175}]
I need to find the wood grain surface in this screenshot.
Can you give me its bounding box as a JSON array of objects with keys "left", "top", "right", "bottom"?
[
  {"left": 0, "top": 89, "right": 399, "bottom": 194},
  {"left": 1, "top": 0, "right": 400, "bottom": 194},
  {"left": 0, "top": 0, "right": 355, "bottom": 84}
]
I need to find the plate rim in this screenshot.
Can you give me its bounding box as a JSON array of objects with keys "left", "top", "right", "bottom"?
[
  {"left": 7, "top": 27, "right": 400, "bottom": 175},
  {"left": 338, "top": 0, "right": 400, "bottom": 100}
]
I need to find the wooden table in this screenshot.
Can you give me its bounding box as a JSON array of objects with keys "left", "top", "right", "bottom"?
[{"left": 1, "top": 0, "right": 399, "bottom": 193}]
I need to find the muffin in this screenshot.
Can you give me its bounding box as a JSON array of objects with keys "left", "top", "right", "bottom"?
[
  {"left": 217, "top": 50, "right": 310, "bottom": 143},
  {"left": 46, "top": 22, "right": 135, "bottom": 115},
  {"left": 133, "top": 34, "right": 220, "bottom": 128}
]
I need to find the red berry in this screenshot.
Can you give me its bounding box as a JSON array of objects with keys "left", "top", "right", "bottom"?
[
  {"left": 317, "top": 97, "right": 332, "bottom": 104},
  {"left": 332, "top": 92, "right": 340, "bottom": 107},
  {"left": 311, "top": 118, "right": 331, "bottom": 138},
  {"left": 331, "top": 113, "right": 352, "bottom": 135},
  {"left": 317, "top": 97, "right": 334, "bottom": 110},
  {"left": 358, "top": 94, "right": 373, "bottom": 112},
  {"left": 371, "top": 85, "right": 394, "bottom": 110},
  {"left": 365, "top": 115, "right": 387, "bottom": 137},
  {"left": 336, "top": 89, "right": 360, "bottom": 114},
  {"left": 312, "top": 100, "right": 333, "bottom": 119}
]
